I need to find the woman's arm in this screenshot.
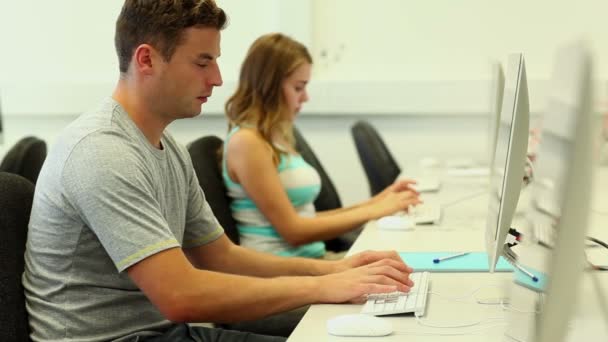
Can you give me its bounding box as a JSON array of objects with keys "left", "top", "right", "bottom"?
[
  {"left": 316, "top": 178, "right": 419, "bottom": 217},
  {"left": 226, "top": 129, "right": 420, "bottom": 246}
]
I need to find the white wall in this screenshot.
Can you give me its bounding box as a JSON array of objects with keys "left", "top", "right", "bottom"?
[
  {"left": 0, "top": 0, "right": 606, "bottom": 204},
  {"left": 312, "top": 0, "right": 608, "bottom": 81}
]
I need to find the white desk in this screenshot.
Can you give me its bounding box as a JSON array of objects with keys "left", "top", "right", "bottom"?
[{"left": 287, "top": 169, "right": 608, "bottom": 341}]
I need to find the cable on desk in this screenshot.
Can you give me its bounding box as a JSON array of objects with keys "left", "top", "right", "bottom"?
[
  {"left": 414, "top": 314, "right": 505, "bottom": 329},
  {"left": 427, "top": 284, "right": 504, "bottom": 305},
  {"left": 587, "top": 236, "right": 608, "bottom": 250},
  {"left": 585, "top": 236, "right": 608, "bottom": 271}
]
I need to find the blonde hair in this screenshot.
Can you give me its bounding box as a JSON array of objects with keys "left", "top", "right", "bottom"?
[{"left": 225, "top": 33, "right": 312, "bottom": 163}]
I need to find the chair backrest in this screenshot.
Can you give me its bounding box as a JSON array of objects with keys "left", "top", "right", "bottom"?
[
  {"left": 188, "top": 136, "right": 240, "bottom": 244},
  {"left": 294, "top": 126, "right": 359, "bottom": 252},
  {"left": 293, "top": 126, "right": 343, "bottom": 211},
  {"left": 351, "top": 120, "right": 401, "bottom": 196},
  {"left": 0, "top": 136, "right": 47, "bottom": 184},
  {"left": 0, "top": 172, "right": 35, "bottom": 341}
]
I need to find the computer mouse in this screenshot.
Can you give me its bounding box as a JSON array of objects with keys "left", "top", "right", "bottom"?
[
  {"left": 327, "top": 313, "right": 393, "bottom": 337},
  {"left": 377, "top": 215, "right": 414, "bottom": 231}
]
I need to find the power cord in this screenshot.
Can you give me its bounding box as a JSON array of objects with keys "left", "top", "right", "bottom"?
[{"left": 585, "top": 236, "right": 608, "bottom": 271}]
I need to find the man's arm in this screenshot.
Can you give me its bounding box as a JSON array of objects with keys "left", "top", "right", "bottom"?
[
  {"left": 184, "top": 235, "right": 336, "bottom": 277},
  {"left": 128, "top": 244, "right": 411, "bottom": 323}
]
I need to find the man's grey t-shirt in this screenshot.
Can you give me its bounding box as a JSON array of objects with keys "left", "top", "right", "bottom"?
[{"left": 23, "top": 98, "right": 224, "bottom": 342}]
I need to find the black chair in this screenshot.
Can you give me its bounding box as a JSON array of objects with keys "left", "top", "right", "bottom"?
[
  {"left": 188, "top": 135, "right": 240, "bottom": 245},
  {"left": 351, "top": 120, "right": 401, "bottom": 196},
  {"left": 293, "top": 126, "right": 359, "bottom": 252},
  {"left": 293, "top": 126, "right": 342, "bottom": 211},
  {"left": 0, "top": 172, "right": 35, "bottom": 341},
  {"left": 188, "top": 136, "right": 308, "bottom": 337},
  {"left": 0, "top": 136, "right": 47, "bottom": 184}
]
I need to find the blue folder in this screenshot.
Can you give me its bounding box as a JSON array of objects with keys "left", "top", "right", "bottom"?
[{"left": 399, "top": 252, "right": 514, "bottom": 272}]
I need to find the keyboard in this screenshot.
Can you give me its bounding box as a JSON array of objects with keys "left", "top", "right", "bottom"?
[
  {"left": 361, "top": 271, "right": 430, "bottom": 317},
  {"left": 412, "top": 177, "right": 441, "bottom": 193},
  {"left": 407, "top": 203, "right": 441, "bottom": 224},
  {"left": 533, "top": 221, "right": 556, "bottom": 248}
]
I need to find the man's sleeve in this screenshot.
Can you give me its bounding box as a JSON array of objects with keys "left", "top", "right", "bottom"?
[{"left": 62, "top": 134, "right": 180, "bottom": 272}]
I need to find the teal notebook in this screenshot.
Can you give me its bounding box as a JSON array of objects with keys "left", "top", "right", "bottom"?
[
  {"left": 514, "top": 266, "right": 547, "bottom": 292},
  {"left": 399, "top": 252, "right": 514, "bottom": 272}
]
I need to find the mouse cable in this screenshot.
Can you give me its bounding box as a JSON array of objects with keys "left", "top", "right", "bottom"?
[
  {"left": 426, "top": 284, "right": 504, "bottom": 305},
  {"left": 414, "top": 313, "right": 505, "bottom": 329}
]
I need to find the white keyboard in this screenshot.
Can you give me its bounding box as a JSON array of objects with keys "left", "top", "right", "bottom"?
[
  {"left": 412, "top": 177, "right": 441, "bottom": 193},
  {"left": 533, "top": 222, "right": 556, "bottom": 247},
  {"left": 361, "top": 272, "right": 430, "bottom": 317},
  {"left": 407, "top": 203, "right": 441, "bottom": 224}
]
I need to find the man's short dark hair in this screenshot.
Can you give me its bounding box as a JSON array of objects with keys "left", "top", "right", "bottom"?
[{"left": 115, "top": 0, "right": 227, "bottom": 73}]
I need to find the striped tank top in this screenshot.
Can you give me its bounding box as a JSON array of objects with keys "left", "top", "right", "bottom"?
[{"left": 222, "top": 126, "right": 325, "bottom": 258}]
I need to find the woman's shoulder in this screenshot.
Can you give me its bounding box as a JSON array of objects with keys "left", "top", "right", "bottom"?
[
  {"left": 227, "top": 127, "right": 272, "bottom": 156},
  {"left": 229, "top": 127, "right": 264, "bottom": 146}
]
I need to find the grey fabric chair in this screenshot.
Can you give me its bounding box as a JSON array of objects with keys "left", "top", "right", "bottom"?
[
  {"left": 0, "top": 136, "right": 47, "bottom": 184},
  {"left": 0, "top": 172, "right": 35, "bottom": 341},
  {"left": 187, "top": 135, "right": 240, "bottom": 245},
  {"left": 351, "top": 120, "right": 401, "bottom": 196},
  {"left": 293, "top": 126, "right": 360, "bottom": 252}
]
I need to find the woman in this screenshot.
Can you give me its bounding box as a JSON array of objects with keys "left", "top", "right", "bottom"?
[{"left": 222, "top": 33, "right": 420, "bottom": 258}]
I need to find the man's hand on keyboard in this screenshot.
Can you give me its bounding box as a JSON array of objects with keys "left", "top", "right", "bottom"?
[
  {"left": 317, "top": 258, "right": 415, "bottom": 304},
  {"left": 335, "top": 250, "right": 413, "bottom": 273}
]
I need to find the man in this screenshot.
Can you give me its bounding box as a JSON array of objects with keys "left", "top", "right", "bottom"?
[{"left": 23, "top": 1, "right": 414, "bottom": 341}]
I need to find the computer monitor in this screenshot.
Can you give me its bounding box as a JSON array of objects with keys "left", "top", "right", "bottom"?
[
  {"left": 505, "top": 41, "right": 594, "bottom": 342},
  {"left": 486, "top": 62, "right": 505, "bottom": 168},
  {"left": 485, "top": 53, "right": 530, "bottom": 273}
]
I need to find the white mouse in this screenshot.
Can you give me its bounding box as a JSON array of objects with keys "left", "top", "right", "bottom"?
[
  {"left": 377, "top": 215, "right": 414, "bottom": 231},
  {"left": 327, "top": 313, "right": 393, "bottom": 337}
]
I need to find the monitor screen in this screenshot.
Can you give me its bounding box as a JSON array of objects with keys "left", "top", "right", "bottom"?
[{"left": 484, "top": 53, "right": 530, "bottom": 272}]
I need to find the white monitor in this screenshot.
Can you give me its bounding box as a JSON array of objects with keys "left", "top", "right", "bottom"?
[
  {"left": 485, "top": 53, "right": 530, "bottom": 273},
  {"left": 486, "top": 62, "right": 505, "bottom": 168},
  {"left": 505, "top": 41, "right": 594, "bottom": 342}
]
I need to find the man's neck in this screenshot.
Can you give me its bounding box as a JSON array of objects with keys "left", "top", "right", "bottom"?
[{"left": 112, "top": 80, "right": 169, "bottom": 149}]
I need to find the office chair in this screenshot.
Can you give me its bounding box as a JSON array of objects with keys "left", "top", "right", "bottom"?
[
  {"left": 0, "top": 136, "right": 47, "bottom": 184},
  {"left": 293, "top": 126, "right": 359, "bottom": 252},
  {"left": 0, "top": 172, "right": 35, "bottom": 341},
  {"left": 351, "top": 120, "right": 401, "bottom": 196},
  {"left": 188, "top": 135, "right": 240, "bottom": 245},
  {"left": 293, "top": 126, "right": 343, "bottom": 211},
  {"left": 188, "top": 136, "right": 308, "bottom": 337}
]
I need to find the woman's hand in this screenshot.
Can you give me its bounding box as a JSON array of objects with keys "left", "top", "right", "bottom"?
[{"left": 370, "top": 178, "right": 419, "bottom": 204}]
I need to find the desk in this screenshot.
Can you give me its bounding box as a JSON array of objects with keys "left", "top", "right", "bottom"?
[{"left": 287, "top": 169, "right": 608, "bottom": 341}]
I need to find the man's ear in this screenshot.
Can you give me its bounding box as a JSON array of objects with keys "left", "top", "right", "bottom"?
[{"left": 132, "top": 44, "right": 158, "bottom": 76}]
